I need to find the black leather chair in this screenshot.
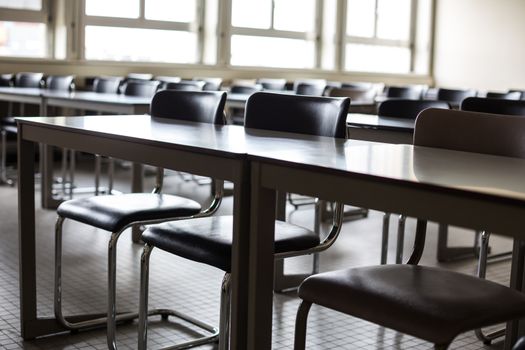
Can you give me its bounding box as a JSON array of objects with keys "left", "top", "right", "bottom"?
[
  {"left": 194, "top": 77, "right": 222, "bottom": 91},
  {"left": 326, "top": 86, "right": 376, "bottom": 102},
  {"left": 378, "top": 99, "right": 450, "bottom": 119},
  {"left": 486, "top": 91, "right": 522, "bottom": 100},
  {"left": 93, "top": 76, "right": 123, "bottom": 94},
  {"left": 461, "top": 97, "right": 525, "bottom": 115},
  {"left": 514, "top": 337, "right": 525, "bottom": 350},
  {"left": 137, "top": 92, "right": 350, "bottom": 350},
  {"left": 53, "top": 90, "right": 227, "bottom": 350},
  {"left": 155, "top": 76, "right": 181, "bottom": 90},
  {"left": 122, "top": 80, "right": 160, "bottom": 97},
  {"left": 256, "top": 78, "right": 287, "bottom": 91},
  {"left": 14, "top": 72, "right": 44, "bottom": 88},
  {"left": 164, "top": 80, "right": 205, "bottom": 91},
  {"left": 229, "top": 84, "right": 263, "bottom": 94},
  {"left": 508, "top": 90, "right": 525, "bottom": 100},
  {"left": 295, "top": 82, "right": 327, "bottom": 96},
  {"left": 294, "top": 108, "right": 525, "bottom": 350},
  {"left": 385, "top": 85, "right": 425, "bottom": 99},
  {"left": 377, "top": 99, "right": 450, "bottom": 264},
  {"left": 436, "top": 88, "right": 476, "bottom": 104},
  {"left": 0, "top": 74, "right": 13, "bottom": 86}
]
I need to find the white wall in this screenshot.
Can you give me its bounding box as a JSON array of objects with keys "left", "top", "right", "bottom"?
[{"left": 433, "top": 0, "right": 525, "bottom": 91}]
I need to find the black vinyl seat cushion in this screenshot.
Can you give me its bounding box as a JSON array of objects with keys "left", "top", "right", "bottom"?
[
  {"left": 141, "top": 216, "right": 320, "bottom": 272},
  {"left": 299, "top": 264, "right": 525, "bottom": 346},
  {"left": 57, "top": 193, "right": 202, "bottom": 232}
]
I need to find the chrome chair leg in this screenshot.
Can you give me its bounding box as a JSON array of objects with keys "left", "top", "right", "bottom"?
[
  {"left": 94, "top": 154, "right": 101, "bottom": 195},
  {"left": 396, "top": 215, "right": 406, "bottom": 264},
  {"left": 475, "top": 231, "right": 506, "bottom": 344},
  {"left": 54, "top": 217, "right": 136, "bottom": 331},
  {"left": 0, "top": 129, "right": 13, "bottom": 185},
  {"left": 108, "top": 157, "right": 115, "bottom": 194},
  {"left": 218, "top": 273, "right": 231, "bottom": 350},
  {"left": 69, "top": 149, "right": 75, "bottom": 199},
  {"left": 61, "top": 148, "right": 68, "bottom": 196},
  {"left": 138, "top": 244, "right": 220, "bottom": 350},
  {"left": 293, "top": 301, "right": 312, "bottom": 350},
  {"left": 381, "top": 213, "right": 391, "bottom": 264}
]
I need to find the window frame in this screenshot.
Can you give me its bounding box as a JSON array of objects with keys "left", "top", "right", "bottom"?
[
  {"left": 341, "top": 0, "right": 418, "bottom": 73},
  {"left": 77, "top": 0, "right": 205, "bottom": 64},
  {"left": 226, "top": 0, "right": 323, "bottom": 69},
  {"left": 0, "top": 1, "right": 52, "bottom": 58}
]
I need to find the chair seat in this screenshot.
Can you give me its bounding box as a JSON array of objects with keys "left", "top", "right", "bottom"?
[
  {"left": 298, "top": 264, "right": 525, "bottom": 346},
  {"left": 2, "top": 124, "right": 17, "bottom": 134},
  {"left": 57, "top": 193, "right": 202, "bottom": 232},
  {"left": 141, "top": 215, "right": 320, "bottom": 272}
]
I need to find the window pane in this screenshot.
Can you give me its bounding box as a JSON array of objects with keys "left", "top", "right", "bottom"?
[
  {"left": 345, "top": 43, "right": 410, "bottom": 73},
  {"left": 346, "top": 0, "right": 375, "bottom": 37},
  {"left": 85, "top": 0, "right": 139, "bottom": 18},
  {"left": 0, "top": 0, "right": 41, "bottom": 10},
  {"left": 231, "top": 35, "right": 314, "bottom": 69},
  {"left": 85, "top": 26, "right": 197, "bottom": 63},
  {"left": 231, "top": 0, "right": 271, "bottom": 29},
  {"left": 145, "top": 0, "right": 196, "bottom": 22},
  {"left": 0, "top": 21, "right": 46, "bottom": 57},
  {"left": 274, "top": 0, "right": 315, "bottom": 32},
  {"left": 377, "top": 0, "right": 411, "bottom": 40}
]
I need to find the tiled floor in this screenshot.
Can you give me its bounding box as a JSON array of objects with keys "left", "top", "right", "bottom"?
[{"left": 0, "top": 159, "right": 515, "bottom": 349}]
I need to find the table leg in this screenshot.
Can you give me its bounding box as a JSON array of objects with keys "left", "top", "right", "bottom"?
[
  {"left": 247, "top": 162, "right": 277, "bottom": 349},
  {"left": 229, "top": 160, "right": 252, "bottom": 350},
  {"left": 18, "top": 136, "right": 37, "bottom": 339}
]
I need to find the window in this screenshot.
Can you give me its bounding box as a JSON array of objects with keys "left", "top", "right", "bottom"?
[
  {"left": 0, "top": 0, "right": 48, "bottom": 57},
  {"left": 81, "top": 0, "right": 200, "bottom": 63},
  {"left": 344, "top": 0, "right": 418, "bottom": 74},
  {"left": 229, "top": 0, "right": 318, "bottom": 69}
]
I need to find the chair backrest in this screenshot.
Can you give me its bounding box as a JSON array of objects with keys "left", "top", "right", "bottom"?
[
  {"left": 123, "top": 80, "right": 160, "bottom": 97},
  {"left": 461, "top": 97, "right": 525, "bottom": 116},
  {"left": 15, "top": 72, "right": 44, "bottom": 88},
  {"left": 93, "top": 77, "right": 122, "bottom": 94},
  {"left": 436, "top": 88, "right": 476, "bottom": 103},
  {"left": 0, "top": 74, "right": 13, "bottom": 87},
  {"left": 194, "top": 77, "right": 222, "bottom": 91},
  {"left": 164, "top": 81, "right": 205, "bottom": 91},
  {"left": 385, "top": 85, "right": 424, "bottom": 99},
  {"left": 485, "top": 91, "right": 522, "bottom": 100},
  {"left": 414, "top": 108, "right": 525, "bottom": 158},
  {"left": 508, "top": 90, "right": 525, "bottom": 100},
  {"left": 326, "top": 87, "right": 376, "bottom": 102},
  {"left": 156, "top": 76, "right": 182, "bottom": 90},
  {"left": 341, "top": 82, "right": 373, "bottom": 90},
  {"left": 46, "top": 75, "right": 75, "bottom": 92},
  {"left": 150, "top": 90, "right": 226, "bottom": 125},
  {"left": 295, "top": 82, "right": 326, "bottom": 96},
  {"left": 256, "top": 78, "right": 287, "bottom": 91},
  {"left": 378, "top": 99, "right": 450, "bottom": 119},
  {"left": 229, "top": 84, "right": 263, "bottom": 94},
  {"left": 244, "top": 92, "right": 349, "bottom": 138}
]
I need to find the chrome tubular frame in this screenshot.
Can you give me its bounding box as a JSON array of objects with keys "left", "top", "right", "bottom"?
[{"left": 138, "top": 243, "right": 225, "bottom": 350}]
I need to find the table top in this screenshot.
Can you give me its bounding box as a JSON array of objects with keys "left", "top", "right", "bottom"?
[
  {"left": 0, "top": 87, "right": 43, "bottom": 97},
  {"left": 346, "top": 113, "right": 415, "bottom": 131},
  {"left": 247, "top": 136, "right": 525, "bottom": 205},
  {"left": 43, "top": 90, "right": 152, "bottom": 105},
  {"left": 18, "top": 114, "right": 525, "bottom": 205}
]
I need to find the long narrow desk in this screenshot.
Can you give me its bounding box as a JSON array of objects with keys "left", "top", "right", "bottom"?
[
  {"left": 17, "top": 115, "right": 251, "bottom": 349},
  {"left": 246, "top": 138, "right": 525, "bottom": 349},
  {"left": 0, "top": 87, "right": 43, "bottom": 106}
]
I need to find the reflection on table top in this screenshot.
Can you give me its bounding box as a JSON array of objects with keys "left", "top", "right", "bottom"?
[
  {"left": 346, "top": 113, "right": 415, "bottom": 131},
  {"left": 17, "top": 114, "right": 525, "bottom": 204}
]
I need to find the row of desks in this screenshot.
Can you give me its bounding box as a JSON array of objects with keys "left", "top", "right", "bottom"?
[
  {"left": 16, "top": 114, "right": 525, "bottom": 349},
  {"left": 0, "top": 86, "right": 412, "bottom": 209}
]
